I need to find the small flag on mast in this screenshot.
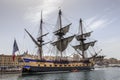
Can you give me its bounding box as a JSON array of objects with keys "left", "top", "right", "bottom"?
[{"left": 12, "top": 39, "right": 19, "bottom": 61}]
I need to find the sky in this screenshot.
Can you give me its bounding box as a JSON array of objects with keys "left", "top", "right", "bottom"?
[{"left": 0, "top": 0, "right": 120, "bottom": 59}]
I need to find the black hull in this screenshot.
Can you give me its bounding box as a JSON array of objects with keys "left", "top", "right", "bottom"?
[{"left": 22, "top": 66, "right": 94, "bottom": 75}]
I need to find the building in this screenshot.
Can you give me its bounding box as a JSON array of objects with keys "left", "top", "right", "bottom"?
[
  {"left": 0, "top": 54, "right": 21, "bottom": 67},
  {"left": 0, "top": 53, "right": 38, "bottom": 68}
]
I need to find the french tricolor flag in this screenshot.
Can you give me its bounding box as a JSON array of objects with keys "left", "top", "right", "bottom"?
[{"left": 12, "top": 39, "right": 19, "bottom": 61}]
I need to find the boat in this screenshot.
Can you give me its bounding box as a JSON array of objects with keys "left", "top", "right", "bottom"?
[
  {"left": 0, "top": 66, "right": 21, "bottom": 74},
  {"left": 21, "top": 9, "right": 101, "bottom": 75}
]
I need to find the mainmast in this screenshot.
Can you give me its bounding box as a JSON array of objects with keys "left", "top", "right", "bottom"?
[
  {"left": 58, "top": 9, "right": 63, "bottom": 59},
  {"left": 80, "top": 19, "right": 85, "bottom": 59},
  {"left": 52, "top": 9, "right": 74, "bottom": 61},
  {"left": 37, "top": 11, "right": 43, "bottom": 60}
]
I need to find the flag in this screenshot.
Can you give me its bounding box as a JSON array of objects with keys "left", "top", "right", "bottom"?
[{"left": 12, "top": 39, "right": 19, "bottom": 61}]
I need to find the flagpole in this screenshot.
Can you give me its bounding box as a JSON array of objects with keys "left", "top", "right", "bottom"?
[
  {"left": 18, "top": 51, "right": 21, "bottom": 68},
  {"left": 12, "top": 39, "right": 26, "bottom": 70}
]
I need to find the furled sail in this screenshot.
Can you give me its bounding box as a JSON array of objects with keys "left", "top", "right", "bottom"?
[
  {"left": 54, "top": 23, "right": 72, "bottom": 36},
  {"left": 73, "top": 40, "right": 97, "bottom": 51},
  {"left": 76, "top": 31, "right": 93, "bottom": 41},
  {"left": 52, "top": 35, "right": 74, "bottom": 52}
]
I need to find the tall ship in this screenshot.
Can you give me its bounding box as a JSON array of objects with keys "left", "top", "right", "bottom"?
[{"left": 21, "top": 9, "right": 101, "bottom": 75}]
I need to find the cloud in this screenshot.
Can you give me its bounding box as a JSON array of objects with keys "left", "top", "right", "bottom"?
[
  {"left": 85, "top": 5, "right": 118, "bottom": 30},
  {"left": 24, "top": 0, "right": 63, "bottom": 22},
  {"left": 86, "top": 16, "right": 117, "bottom": 30},
  {"left": 90, "top": 19, "right": 108, "bottom": 30}
]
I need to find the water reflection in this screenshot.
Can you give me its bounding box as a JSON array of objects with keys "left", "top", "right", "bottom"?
[
  {"left": 18, "top": 73, "right": 72, "bottom": 80},
  {"left": 81, "top": 71, "right": 91, "bottom": 80},
  {"left": 1, "top": 68, "right": 120, "bottom": 80},
  {"left": 18, "top": 71, "right": 94, "bottom": 80},
  {"left": 0, "top": 74, "right": 20, "bottom": 80}
]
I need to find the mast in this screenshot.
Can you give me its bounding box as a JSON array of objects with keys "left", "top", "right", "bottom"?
[
  {"left": 59, "top": 9, "right": 62, "bottom": 30},
  {"left": 59, "top": 9, "right": 63, "bottom": 60},
  {"left": 38, "top": 11, "right": 43, "bottom": 60},
  {"left": 25, "top": 11, "right": 49, "bottom": 60},
  {"left": 52, "top": 9, "right": 74, "bottom": 61},
  {"left": 72, "top": 18, "right": 97, "bottom": 59},
  {"left": 80, "top": 19, "right": 85, "bottom": 59}
]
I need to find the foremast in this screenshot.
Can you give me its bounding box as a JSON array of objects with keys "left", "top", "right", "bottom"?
[
  {"left": 73, "top": 19, "right": 97, "bottom": 59},
  {"left": 25, "top": 11, "right": 47, "bottom": 60},
  {"left": 52, "top": 9, "right": 74, "bottom": 61}
]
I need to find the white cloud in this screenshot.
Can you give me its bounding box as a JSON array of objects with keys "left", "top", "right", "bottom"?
[
  {"left": 24, "top": 0, "right": 63, "bottom": 22},
  {"left": 90, "top": 19, "right": 108, "bottom": 30},
  {"left": 86, "top": 16, "right": 117, "bottom": 30},
  {"left": 85, "top": 16, "right": 97, "bottom": 25}
]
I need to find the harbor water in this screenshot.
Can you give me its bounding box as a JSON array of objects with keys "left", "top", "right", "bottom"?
[{"left": 0, "top": 67, "right": 120, "bottom": 80}]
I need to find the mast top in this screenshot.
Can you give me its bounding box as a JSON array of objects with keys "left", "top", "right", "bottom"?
[
  {"left": 59, "top": 9, "right": 62, "bottom": 16},
  {"left": 80, "top": 18, "right": 82, "bottom": 23},
  {"left": 40, "top": 11, "right": 43, "bottom": 23}
]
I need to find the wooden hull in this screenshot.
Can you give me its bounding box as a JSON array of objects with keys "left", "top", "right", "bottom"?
[
  {"left": 21, "top": 58, "right": 95, "bottom": 75},
  {"left": 22, "top": 66, "right": 94, "bottom": 75},
  {"left": 22, "top": 61, "right": 94, "bottom": 75}
]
